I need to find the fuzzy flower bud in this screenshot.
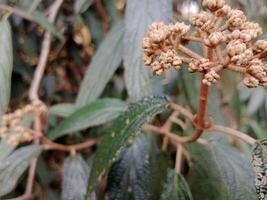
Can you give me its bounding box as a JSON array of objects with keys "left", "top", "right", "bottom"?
[
  {"left": 188, "top": 58, "right": 213, "bottom": 72},
  {"left": 191, "top": 12, "right": 214, "bottom": 32},
  {"left": 202, "top": 0, "right": 225, "bottom": 12},
  {"left": 168, "top": 22, "right": 190, "bottom": 36},
  {"left": 226, "top": 40, "right": 246, "bottom": 57},
  {"left": 215, "top": 5, "right": 231, "bottom": 18},
  {"left": 243, "top": 74, "right": 259, "bottom": 88},
  {"left": 254, "top": 40, "right": 267, "bottom": 53},
  {"left": 228, "top": 9, "right": 246, "bottom": 27},
  {"left": 240, "top": 21, "right": 262, "bottom": 39},
  {"left": 205, "top": 31, "right": 226, "bottom": 46},
  {"left": 203, "top": 70, "right": 220, "bottom": 85}
]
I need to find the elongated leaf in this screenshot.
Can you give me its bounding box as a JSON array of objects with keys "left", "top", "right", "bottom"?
[
  {"left": 0, "top": 20, "right": 13, "bottom": 119},
  {"left": 123, "top": 0, "right": 172, "bottom": 99},
  {"left": 160, "top": 169, "right": 193, "bottom": 200},
  {"left": 74, "top": 0, "right": 93, "bottom": 14},
  {"left": 0, "top": 144, "right": 42, "bottom": 197},
  {"left": 247, "top": 88, "right": 266, "bottom": 116},
  {"left": 252, "top": 139, "right": 267, "bottom": 200},
  {"left": 31, "top": 10, "right": 64, "bottom": 40},
  {"left": 187, "top": 140, "right": 256, "bottom": 200},
  {"left": 87, "top": 96, "right": 169, "bottom": 194},
  {"left": 47, "top": 98, "right": 127, "bottom": 140},
  {"left": 107, "top": 134, "right": 169, "bottom": 200},
  {"left": 76, "top": 22, "right": 123, "bottom": 107},
  {"left": 62, "top": 155, "right": 90, "bottom": 200},
  {"left": 48, "top": 103, "right": 76, "bottom": 118},
  {"left": 0, "top": 140, "right": 15, "bottom": 160}
]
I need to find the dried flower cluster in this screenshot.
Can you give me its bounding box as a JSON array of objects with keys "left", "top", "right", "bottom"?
[
  {"left": 142, "top": 0, "right": 267, "bottom": 88},
  {"left": 0, "top": 100, "right": 47, "bottom": 145}
]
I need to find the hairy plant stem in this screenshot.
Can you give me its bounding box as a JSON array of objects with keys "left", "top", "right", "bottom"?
[{"left": 174, "top": 49, "right": 212, "bottom": 143}]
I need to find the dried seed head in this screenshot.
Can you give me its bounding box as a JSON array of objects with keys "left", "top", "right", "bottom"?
[{"left": 202, "top": 0, "right": 225, "bottom": 12}]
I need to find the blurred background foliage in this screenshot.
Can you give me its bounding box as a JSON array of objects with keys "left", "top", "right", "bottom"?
[{"left": 0, "top": 0, "right": 267, "bottom": 199}]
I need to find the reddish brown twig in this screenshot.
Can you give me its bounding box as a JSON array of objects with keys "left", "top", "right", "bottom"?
[
  {"left": 25, "top": 0, "right": 64, "bottom": 199},
  {"left": 41, "top": 136, "right": 99, "bottom": 154}
]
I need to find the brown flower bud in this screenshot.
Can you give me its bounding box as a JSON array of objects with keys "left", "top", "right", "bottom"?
[{"left": 202, "top": 0, "right": 225, "bottom": 12}]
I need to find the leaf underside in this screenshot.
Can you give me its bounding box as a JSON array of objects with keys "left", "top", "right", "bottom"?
[{"left": 187, "top": 139, "right": 256, "bottom": 200}]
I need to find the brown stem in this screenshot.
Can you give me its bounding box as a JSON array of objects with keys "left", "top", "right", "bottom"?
[
  {"left": 41, "top": 137, "right": 99, "bottom": 152},
  {"left": 207, "top": 124, "right": 256, "bottom": 145},
  {"left": 24, "top": 0, "right": 64, "bottom": 199},
  {"left": 178, "top": 44, "right": 203, "bottom": 60},
  {"left": 175, "top": 144, "right": 183, "bottom": 174}
]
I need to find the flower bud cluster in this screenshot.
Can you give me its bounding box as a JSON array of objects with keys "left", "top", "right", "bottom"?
[
  {"left": 143, "top": 22, "right": 190, "bottom": 75},
  {"left": 0, "top": 100, "right": 47, "bottom": 145},
  {"left": 142, "top": 0, "right": 267, "bottom": 88},
  {"left": 252, "top": 154, "right": 267, "bottom": 200}
]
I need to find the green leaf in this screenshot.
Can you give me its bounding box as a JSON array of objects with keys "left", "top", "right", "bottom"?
[
  {"left": 61, "top": 155, "right": 90, "bottom": 200},
  {"left": 76, "top": 22, "right": 123, "bottom": 107},
  {"left": 0, "top": 19, "right": 13, "bottom": 119},
  {"left": 252, "top": 139, "right": 267, "bottom": 200},
  {"left": 248, "top": 120, "right": 266, "bottom": 139},
  {"left": 160, "top": 169, "right": 193, "bottom": 200},
  {"left": 48, "top": 103, "right": 75, "bottom": 118},
  {"left": 31, "top": 10, "right": 64, "bottom": 40},
  {"left": 187, "top": 140, "right": 256, "bottom": 200},
  {"left": 247, "top": 88, "right": 266, "bottom": 116},
  {"left": 123, "top": 0, "right": 172, "bottom": 99},
  {"left": 47, "top": 98, "right": 127, "bottom": 140},
  {"left": 107, "top": 134, "right": 169, "bottom": 200},
  {"left": 0, "top": 140, "right": 15, "bottom": 160},
  {"left": 0, "top": 144, "right": 42, "bottom": 197},
  {"left": 87, "top": 96, "right": 169, "bottom": 194},
  {"left": 74, "top": 0, "right": 93, "bottom": 14}
]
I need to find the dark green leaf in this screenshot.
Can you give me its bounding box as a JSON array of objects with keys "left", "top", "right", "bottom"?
[
  {"left": 87, "top": 96, "right": 169, "bottom": 194},
  {"left": 62, "top": 155, "right": 90, "bottom": 200},
  {"left": 107, "top": 134, "right": 169, "bottom": 200},
  {"left": 160, "top": 169, "right": 193, "bottom": 200},
  {"left": 31, "top": 10, "right": 64, "bottom": 40},
  {"left": 252, "top": 139, "right": 267, "bottom": 200},
  {"left": 123, "top": 0, "right": 172, "bottom": 99},
  {"left": 0, "top": 20, "right": 13, "bottom": 119},
  {"left": 47, "top": 98, "right": 127, "bottom": 140},
  {"left": 76, "top": 22, "right": 123, "bottom": 107},
  {"left": 0, "top": 144, "right": 42, "bottom": 197},
  {"left": 187, "top": 140, "right": 256, "bottom": 200},
  {"left": 74, "top": 0, "right": 93, "bottom": 14},
  {"left": 48, "top": 103, "right": 75, "bottom": 118}
]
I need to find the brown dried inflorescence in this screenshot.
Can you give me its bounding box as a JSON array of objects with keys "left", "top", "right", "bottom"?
[
  {"left": 142, "top": 0, "right": 267, "bottom": 88},
  {"left": 0, "top": 100, "right": 47, "bottom": 145}
]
